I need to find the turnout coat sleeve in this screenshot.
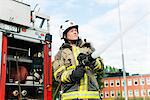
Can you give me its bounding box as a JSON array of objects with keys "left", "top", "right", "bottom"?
[
  {"left": 53, "top": 50, "right": 65, "bottom": 82},
  {"left": 53, "top": 47, "right": 76, "bottom": 83}
]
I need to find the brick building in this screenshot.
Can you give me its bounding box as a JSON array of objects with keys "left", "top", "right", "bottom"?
[{"left": 101, "top": 74, "right": 150, "bottom": 100}]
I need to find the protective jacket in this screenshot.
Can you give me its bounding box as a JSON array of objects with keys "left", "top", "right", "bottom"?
[{"left": 53, "top": 39, "right": 104, "bottom": 100}]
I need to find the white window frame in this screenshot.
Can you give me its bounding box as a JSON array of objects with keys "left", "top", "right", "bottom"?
[
  {"left": 116, "top": 90, "right": 121, "bottom": 97},
  {"left": 116, "top": 80, "right": 120, "bottom": 87},
  {"left": 122, "top": 91, "right": 125, "bottom": 97},
  {"left": 147, "top": 89, "right": 150, "bottom": 96},
  {"left": 141, "top": 90, "right": 146, "bottom": 97},
  {"left": 110, "top": 90, "right": 115, "bottom": 97},
  {"left": 146, "top": 77, "right": 150, "bottom": 85},
  {"left": 110, "top": 80, "right": 114, "bottom": 87},
  {"left": 105, "top": 91, "right": 109, "bottom": 98},
  {"left": 128, "top": 90, "right": 133, "bottom": 97},
  {"left": 122, "top": 80, "right": 126, "bottom": 86},
  {"left": 134, "top": 90, "right": 139, "bottom": 97},
  {"left": 140, "top": 78, "right": 145, "bottom": 85},
  {"left": 104, "top": 80, "right": 108, "bottom": 87},
  {"left": 100, "top": 92, "right": 104, "bottom": 98},
  {"left": 134, "top": 79, "right": 138, "bottom": 86},
  {"left": 128, "top": 79, "right": 132, "bottom": 86}
]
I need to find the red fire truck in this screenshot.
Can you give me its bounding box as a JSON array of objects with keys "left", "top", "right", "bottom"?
[{"left": 0, "top": 0, "right": 52, "bottom": 99}]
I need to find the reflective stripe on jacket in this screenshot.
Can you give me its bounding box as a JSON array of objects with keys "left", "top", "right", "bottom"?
[
  {"left": 62, "top": 91, "right": 100, "bottom": 100},
  {"left": 53, "top": 39, "right": 104, "bottom": 100}
]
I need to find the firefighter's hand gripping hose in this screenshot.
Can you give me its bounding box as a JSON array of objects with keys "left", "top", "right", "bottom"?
[
  {"left": 70, "top": 66, "right": 85, "bottom": 82},
  {"left": 70, "top": 53, "right": 96, "bottom": 82},
  {"left": 77, "top": 53, "right": 96, "bottom": 69}
]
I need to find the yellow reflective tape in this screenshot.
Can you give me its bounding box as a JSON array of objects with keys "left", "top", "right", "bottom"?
[
  {"left": 54, "top": 66, "right": 66, "bottom": 79},
  {"left": 72, "top": 46, "right": 80, "bottom": 65},
  {"left": 72, "top": 46, "right": 78, "bottom": 64},
  {"left": 61, "top": 65, "right": 76, "bottom": 82},
  {"left": 62, "top": 91, "right": 100, "bottom": 100},
  {"left": 79, "top": 77, "right": 84, "bottom": 91},
  {"left": 94, "top": 58, "right": 102, "bottom": 70},
  {"left": 66, "top": 65, "right": 76, "bottom": 70},
  {"left": 84, "top": 73, "right": 88, "bottom": 91},
  {"left": 61, "top": 71, "right": 69, "bottom": 82},
  {"left": 61, "top": 69, "right": 73, "bottom": 83},
  {"left": 79, "top": 73, "right": 88, "bottom": 92}
]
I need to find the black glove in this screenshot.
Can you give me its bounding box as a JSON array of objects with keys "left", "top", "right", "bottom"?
[
  {"left": 70, "top": 67, "right": 85, "bottom": 82},
  {"left": 77, "top": 53, "right": 87, "bottom": 66},
  {"left": 77, "top": 53, "right": 95, "bottom": 67}
]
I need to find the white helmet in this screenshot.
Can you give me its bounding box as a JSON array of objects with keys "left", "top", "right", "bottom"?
[{"left": 59, "top": 20, "right": 78, "bottom": 39}]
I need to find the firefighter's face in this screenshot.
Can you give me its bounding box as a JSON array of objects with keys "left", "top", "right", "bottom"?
[{"left": 66, "top": 28, "right": 78, "bottom": 40}]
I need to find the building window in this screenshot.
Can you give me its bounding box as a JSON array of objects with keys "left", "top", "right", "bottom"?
[
  {"left": 116, "top": 90, "right": 121, "bottom": 97},
  {"left": 121, "top": 80, "right": 127, "bottom": 86},
  {"left": 128, "top": 90, "right": 133, "bottom": 97},
  {"left": 140, "top": 78, "right": 145, "bottom": 85},
  {"left": 128, "top": 79, "right": 132, "bottom": 86},
  {"left": 100, "top": 92, "right": 104, "bottom": 98},
  {"left": 121, "top": 80, "right": 124, "bottom": 86},
  {"left": 134, "top": 79, "right": 138, "bottom": 86},
  {"left": 146, "top": 77, "right": 150, "bottom": 85},
  {"left": 134, "top": 90, "right": 139, "bottom": 97},
  {"left": 147, "top": 89, "right": 150, "bottom": 96},
  {"left": 104, "top": 80, "right": 108, "bottom": 87},
  {"left": 122, "top": 91, "right": 125, "bottom": 97},
  {"left": 110, "top": 91, "right": 115, "bottom": 97},
  {"left": 110, "top": 80, "right": 114, "bottom": 87},
  {"left": 141, "top": 90, "right": 146, "bottom": 96},
  {"left": 116, "top": 80, "right": 120, "bottom": 87},
  {"left": 105, "top": 91, "right": 109, "bottom": 98}
]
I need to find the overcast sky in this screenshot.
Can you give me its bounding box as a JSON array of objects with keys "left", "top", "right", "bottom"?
[{"left": 24, "top": 0, "right": 150, "bottom": 74}]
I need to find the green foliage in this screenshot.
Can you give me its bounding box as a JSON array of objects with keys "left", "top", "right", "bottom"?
[{"left": 105, "top": 65, "right": 121, "bottom": 73}]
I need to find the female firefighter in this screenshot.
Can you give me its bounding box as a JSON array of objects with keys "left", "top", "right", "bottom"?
[{"left": 53, "top": 20, "right": 104, "bottom": 100}]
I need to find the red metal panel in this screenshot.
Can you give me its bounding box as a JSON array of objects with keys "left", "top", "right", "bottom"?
[
  {"left": 44, "top": 43, "right": 52, "bottom": 100},
  {"left": 0, "top": 34, "right": 7, "bottom": 100}
]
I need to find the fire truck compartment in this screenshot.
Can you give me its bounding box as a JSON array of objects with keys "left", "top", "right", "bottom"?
[{"left": 5, "top": 37, "right": 44, "bottom": 99}]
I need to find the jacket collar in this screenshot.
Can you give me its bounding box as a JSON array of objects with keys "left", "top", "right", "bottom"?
[{"left": 59, "top": 39, "right": 92, "bottom": 50}]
